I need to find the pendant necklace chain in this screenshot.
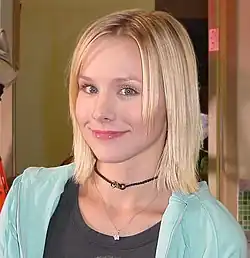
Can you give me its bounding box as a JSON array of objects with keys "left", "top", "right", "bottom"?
[{"left": 94, "top": 179, "right": 158, "bottom": 241}]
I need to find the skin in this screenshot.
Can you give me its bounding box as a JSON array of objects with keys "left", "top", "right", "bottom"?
[{"left": 76, "top": 35, "right": 170, "bottom": 237}]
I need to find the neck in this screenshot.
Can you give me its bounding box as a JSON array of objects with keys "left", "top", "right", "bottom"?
[
  {"left": 83, "top": 127, "right": 172, "bottom": 211},
  {"left": 95, "top": 158, "right": 159, "bottom": 186},
  {"left": 94, "top": 164, "right": 158, "bottom": 190},
  {"left": 91, "top": 164, "right": 159, "bottom": 210},
  {"left": 89, "top": 140, "right": 167, "bottom": 210}
]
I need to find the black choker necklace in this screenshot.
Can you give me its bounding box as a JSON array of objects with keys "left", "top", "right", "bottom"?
[{"left": 94, "top": 163, "right": 159, "bottom": 190}]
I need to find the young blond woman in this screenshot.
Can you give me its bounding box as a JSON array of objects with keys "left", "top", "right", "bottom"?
[{"left": 0, "top": 9, "right": 247, "bottom": 258}]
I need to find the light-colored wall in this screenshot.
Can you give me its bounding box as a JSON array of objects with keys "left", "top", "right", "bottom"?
[
  {"left": 15, "top": 0, "right": 154, "bottom": 174},
  {"left": 237, "top": 0, "right": 250, "bottom": 180}
]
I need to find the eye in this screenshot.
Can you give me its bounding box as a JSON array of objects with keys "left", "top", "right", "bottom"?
[
  {"left": 119, "top": 86, "right": 139, "bottom": 96},
  {"left": 80, "top": 84, "right": 98, "bottom": 94}
]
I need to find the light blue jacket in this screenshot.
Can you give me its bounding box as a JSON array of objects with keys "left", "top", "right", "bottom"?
[{"left": 0, "top": 164, "right": 248, "bottom": 257}]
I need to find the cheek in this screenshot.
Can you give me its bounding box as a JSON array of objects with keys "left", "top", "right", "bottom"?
[
  {"left": 123, "top": 107, "right": 144, "bottom": 127},
  {"left": 124, "top": 107, "right": 165, "bottom": 136},
  {"left": 128, "top": 116, "right": 150, "bottom": 141},
  {"left": 75, "top": 95, "right": 90, "bottom": 125}
]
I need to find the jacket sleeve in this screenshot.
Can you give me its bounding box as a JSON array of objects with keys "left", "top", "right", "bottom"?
[
  {"left": 0, "top": 176, "right": 22, "bottom": 258},
  {"left": 182, "top": 197, "right": 248, "bottom": 258}
]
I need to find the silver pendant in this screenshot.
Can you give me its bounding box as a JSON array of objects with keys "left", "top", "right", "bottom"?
[{"left": 113, "top": 233, "right": 120, "bottom": 241}]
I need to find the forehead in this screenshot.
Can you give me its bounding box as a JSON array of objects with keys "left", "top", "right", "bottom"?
[{"left": 79, "top": 35, "right": 142, "bottom": 82}]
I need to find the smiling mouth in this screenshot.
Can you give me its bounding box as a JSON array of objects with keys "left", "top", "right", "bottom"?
[{"left": 91, "top": 130, "right": 128, "bottom": 140}]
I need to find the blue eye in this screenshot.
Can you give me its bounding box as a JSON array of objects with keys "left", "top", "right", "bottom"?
[
  {"left": 119, "top": 87, "right": 139, "bottom": 96},
  {"left": 80, "top": 84, "right": 98, "bottom": 94}
]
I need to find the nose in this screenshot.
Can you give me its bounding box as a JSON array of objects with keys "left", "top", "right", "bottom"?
[{"left": 92, "top": 94, "right": 116, "bottom": 123}]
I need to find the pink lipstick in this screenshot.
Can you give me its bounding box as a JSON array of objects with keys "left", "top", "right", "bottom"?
[{"left": 92, "top": 130, "right": 127, "bottom": 140}]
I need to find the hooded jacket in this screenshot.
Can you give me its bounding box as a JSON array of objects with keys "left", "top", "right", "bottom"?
[{"left": 0, "top": 164, "right": 247, "bottom": 257}]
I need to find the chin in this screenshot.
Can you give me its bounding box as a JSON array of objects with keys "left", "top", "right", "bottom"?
[
  {"left": 95, "top": 156, "right": 129, "bottom": 164},
  {"left": 93, "top": 151, "right": 134, "bottom": 164}
]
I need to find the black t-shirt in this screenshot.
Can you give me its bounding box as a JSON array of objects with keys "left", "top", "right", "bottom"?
[{"left": 43, "top": 179, "right": 161, "bottom": 258}]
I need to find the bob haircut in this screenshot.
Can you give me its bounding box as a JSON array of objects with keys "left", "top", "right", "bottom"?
[{"left": 69, "top": 9, "right": 203, "bottom": 193}]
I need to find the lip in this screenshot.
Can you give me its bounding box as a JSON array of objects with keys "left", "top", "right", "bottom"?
[{"left": 91, "top": 129, "right": 128, "bottom": 140}]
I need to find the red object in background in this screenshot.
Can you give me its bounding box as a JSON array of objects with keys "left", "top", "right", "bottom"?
[
  {"left": 0, "top": 157, "right": 9, "bottom": 211},
  {"left": 209, "top": 28, "right": 220, "bottom": 52}
]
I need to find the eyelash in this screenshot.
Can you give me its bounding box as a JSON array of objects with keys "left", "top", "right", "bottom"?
[
  {"left": 119, "top": 85, "right": 139, "bottom": 96},
  {"left": 79, "top": 84, "right": 140, "bottom": 97},
  {"left": 79, "top": 84, "right": 98, "bottom": 94}
]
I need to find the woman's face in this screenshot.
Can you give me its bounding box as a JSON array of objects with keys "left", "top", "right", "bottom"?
[{"left": 76, "top": 35, "right": 167, "bottom": 163}]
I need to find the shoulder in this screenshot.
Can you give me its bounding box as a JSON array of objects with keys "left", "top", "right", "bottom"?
[
  {"left": 10, "top": 163, "right": 75, "bottom": 205},
  {"left": 5, "top": 163, "right": 75, "bottom": 215},
  {"left": 0, "top": 164, "right": 75, "bottom": 258},
  {"left": 172, "top": 182, "right": 248, "bottom": 257},
  {"left": 16, "top": 163, "right": 75, "bottom": 186}
]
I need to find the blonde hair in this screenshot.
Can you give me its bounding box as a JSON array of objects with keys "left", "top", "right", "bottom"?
[{"left": 69, "top": 9, "right": 203, "bottom": 193}]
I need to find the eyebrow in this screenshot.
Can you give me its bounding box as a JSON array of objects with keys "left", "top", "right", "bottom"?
[{"left": 78, "top": 75, "right": 142, "bottom": 83}]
